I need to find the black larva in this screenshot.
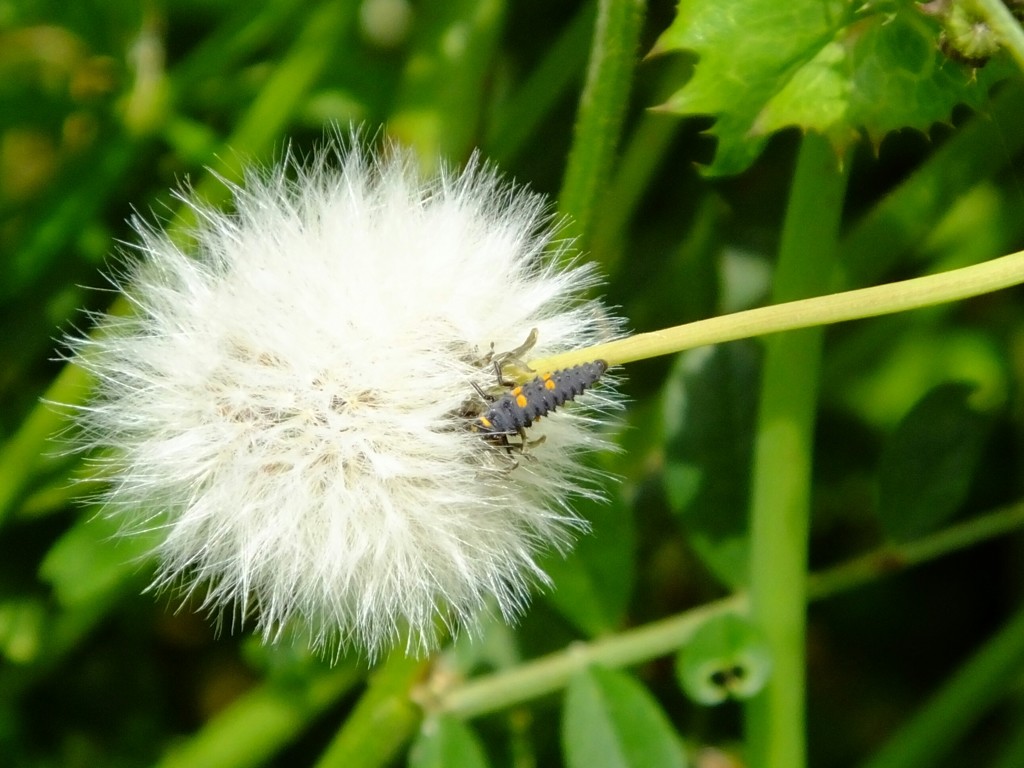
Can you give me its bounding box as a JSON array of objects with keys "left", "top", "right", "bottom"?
[{"left": 473, "top": 360, "right": 608, "bottom": 441}]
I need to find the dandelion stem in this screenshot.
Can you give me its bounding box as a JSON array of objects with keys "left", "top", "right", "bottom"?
[{"left": 526, "top": 248, "right": 1024, "bottom": 373}]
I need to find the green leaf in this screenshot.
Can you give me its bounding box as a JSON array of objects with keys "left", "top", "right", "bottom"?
[
  {"left": 878, "top": 382, "right": 992, "bottom": 542},
  {"left": 675, "top": 613, "right": 772, "bottom": 705},
  {"left": 541, "top": 492, "right": 635, "bottom": 637},
  {"left": 563, "top": 667, "right": 689, "bottom": 768},
  {"left": 653, "top": 0, "right": 1010, "bottom": 175},
  {"left": 0, "top": 598, "right": 46, "bottom": 665},
  {"left": 39, "top": 513, "right": 156, "bottom": 608},
  {"left": 409, "top": 715, "right": 490, "bottom": 768},
  {"left": 662, "top": 344, "right": 760, "bottom": 588},
  {"left": 830, "top": 324, "right": 1008, "bottom": 429}
]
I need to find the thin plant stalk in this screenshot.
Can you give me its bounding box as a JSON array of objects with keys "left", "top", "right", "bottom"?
[
  {"left": 433, "top": 500, "right": 1024, "bottom": 720},
  {"left": 558, "top": 0, "right": 644, "bottom": 246},
  {"left": 744, "top": 133, "right": 849, "bottom": 768},
  {"left": 526, "top": 246, "right": 1024, "bottom": 374}
]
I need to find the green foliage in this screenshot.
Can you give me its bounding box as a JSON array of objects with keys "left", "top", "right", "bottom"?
[
  {"left": 3, "top": 0, "right": 1024, "bottom": 766},
  {"left": 675, "top": 612, "right": 772, "bottom": 704},
  {"left": 563, "top": 666, "right": 689, "bottom": 768},
  {"left": 40, "top": 512, "right": 155, "bottom": 609},
  {"left": 662, "top": 344, "right": 760, "bottom": 588},
  {"left": 878, "top": 382, "right": 993, "bottom": 541},
  {"left": 409, "top": 716, "right": 490, "bottom": 768},
  {"left": 654, "top": 0, "right": 1012, "bottom": 174},
  {"left": 540, "top": 492, "right": 637, "bottom": 637}
]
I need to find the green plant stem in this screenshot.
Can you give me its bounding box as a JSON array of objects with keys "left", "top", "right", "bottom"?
[
  {"left": 0, "top": 0, "right": 356, "bottom": 527},
  {"left": 974, "top": 0, "right": 1024, "bottom": 72},
  {"left": 435, "top": 501, "right": 1024, "bottom": 719},
  {"left": 592, "top": 78, "right": 684, "bottom": 271},
  {"left": 526, "top": 246, "right": 1024, "bottom": 374},
  {"left": 558, "top": 0, "right": 643, "bottom": 246},
  {"left": 806, "top": 503, "right": 1024, "bottom": 596},
  {"left": 314, "top": 654, "right": 427, "bottom": 768},
  {"left": 860, "top": 602, "right": 1024, "bottom": 768},
  {"left": 744, "top": 132, "right": 848, "bottom": 768},
  {"left": 155, "top": 666, "right": 361, "bottom": 768},
  {"left": 485, "top": 2, "right": 596, "bottom": 163},
  {"left": 446, "top": 596, "right": 745, "bottom": 719}
]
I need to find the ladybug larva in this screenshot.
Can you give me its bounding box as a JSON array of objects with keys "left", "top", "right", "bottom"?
[{"left": 473, "top": 360, "right": 609, "bottom": 445}]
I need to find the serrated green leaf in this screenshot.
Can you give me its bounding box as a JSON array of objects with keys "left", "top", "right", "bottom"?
[
  {"left": 409, "top": 715, "right": 490, "bottom": 768},
  {"left": 878, "top": 382, "right": 992, "bottom": 542},
  {"left": 675, "top": 613, "right": 772, "bottom": 705},
  {"left": 654, "top": 0, "right": 1010, "bottom": 175},
  {"left": 662, "top": 344, "right": 760, "bottom": 588},
  {"left": 563, "top": 667, "right": 689, "bottom": 768},
  {"left": 541, "top": 492, "right": 635, "bottom": 637}
]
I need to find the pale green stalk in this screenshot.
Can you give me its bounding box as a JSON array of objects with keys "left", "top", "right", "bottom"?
[
  {"left": 526, "top": 248, "right": 1024, "bottom": 374},
  {"left": 743, "top": 133, "right": 848, "bottom": 768},
  {"left": 433, "top": 501, "right": 1024, "bottom": 720}
]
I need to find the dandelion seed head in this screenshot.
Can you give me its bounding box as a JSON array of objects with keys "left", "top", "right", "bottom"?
[{"left": 69, "top": 137, "right": 622, "bottom": 659}]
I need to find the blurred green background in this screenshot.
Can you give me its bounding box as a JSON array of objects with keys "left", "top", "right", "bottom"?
[{"left": 3, "top": 0, "right": 1024, "bottom": 766}]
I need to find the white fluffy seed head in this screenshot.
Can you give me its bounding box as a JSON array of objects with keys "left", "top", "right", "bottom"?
[{"left": 67, "top": 137, "right": 623, "bottom": 659}]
